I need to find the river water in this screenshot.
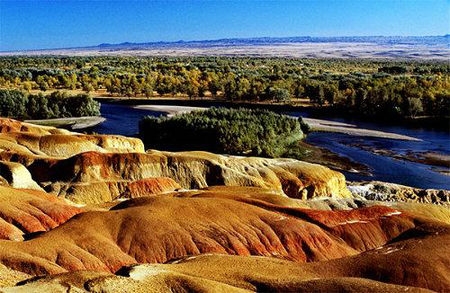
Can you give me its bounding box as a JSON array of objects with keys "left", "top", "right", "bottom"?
[{"left": 92, "top": 102, "right": 450, "bottom": 190}]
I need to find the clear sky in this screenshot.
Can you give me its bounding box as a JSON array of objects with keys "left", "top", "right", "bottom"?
[{"left": 1, "top": 0, "right": 449, "bottom": 51}]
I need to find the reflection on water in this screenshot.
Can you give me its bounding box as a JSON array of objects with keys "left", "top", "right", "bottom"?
[
  {"left": 93, "top": 103, "right": 164, "bottom": 137},
  {"left": 94, "top": 103, "right": 450, "bottom": 190},
  {"left": 306, "top": 132, "right": 450, "bottom": 190},
  {"left": 289, "top": 111, "right": 450, "bottom": 189}
]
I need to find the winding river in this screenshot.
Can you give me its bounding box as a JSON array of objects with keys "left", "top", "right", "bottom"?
[{"left": 92, "top": 102, "right": 450, "bottom": 190}]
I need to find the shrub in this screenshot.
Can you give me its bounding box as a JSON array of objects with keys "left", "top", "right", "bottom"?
[
  {"left": 298, "top": 116, "right": 311, "bottom": 134},
  {"left": 139, "top": 107, "right": 306, "bottom": 157}
]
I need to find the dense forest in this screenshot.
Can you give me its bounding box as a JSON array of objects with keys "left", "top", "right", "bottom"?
[
  {"left": 139, "top": 107, "right": 307, "bottom": 157},
  {"left": 0, "top": 56, "right": 449, "bottom": 121},
  {"left": 0, "top": 89, "right": 100, "bottom": 119}
]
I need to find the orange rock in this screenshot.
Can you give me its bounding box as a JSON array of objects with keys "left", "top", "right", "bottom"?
[
  {"left": 19, "top": 150, "right": 351, "bottom": 202},
  {"left": 0, "top": 118, "right": 352, "bottom": 202},
  {"left": 0, "top": 118, "right": 29, "bottom": 134},
  {"left": 6, "top": 222, "right": 449, "bottom": 293},
  {"left": 0, "top": 193, "right": 416, "bottom": 275},
  {"left": 123, "top": 177, "right": 181, "bottom": 198},
  {"left": 0, "top": 186, "right": 82, "bottom": 240},
  {"left": 0, "top": 117, "right": 447, "bottom": 292}
]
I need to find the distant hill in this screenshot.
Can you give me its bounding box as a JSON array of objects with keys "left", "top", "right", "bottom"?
[
  {"left": 2, "top": 35, "right": 449, "bottom": 60},
  {"left": 92, "top": 35, "right": 449, "bottom": 50}
]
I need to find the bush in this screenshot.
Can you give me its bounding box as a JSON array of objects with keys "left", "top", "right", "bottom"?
[
  {"left": 139, "top": 107, "right": 306, "bottom": 157},
  {"left": 27, "top": 93, "right": 52, "bottom": 119},
  {"left": 298, "top": 116, "right": 311, "bottom": 134}
]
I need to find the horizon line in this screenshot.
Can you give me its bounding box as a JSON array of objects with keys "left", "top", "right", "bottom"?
[{"left": 2, "top": 34, "right": 449, "bottom": 54}]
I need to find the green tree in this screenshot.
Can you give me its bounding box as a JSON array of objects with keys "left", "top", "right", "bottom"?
[
  {"left": 0, "top": 89, "right": 28, "bottom": 118},
  {"left": 405, "top": 97, "right": 423, "bottom": 118},
  {"left": 27, "top": 94, "right": 52, "bottom": 118},
  {"left": 266, "top": 86, "right": 290, "bottom": 103},
  {"left": 36, "top": 75, "right": 49, "bottom": 91}
]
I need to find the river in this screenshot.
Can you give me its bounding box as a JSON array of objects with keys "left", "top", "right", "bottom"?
[{"left": 92, "top": 102, "right": 450, "bottom": 190}]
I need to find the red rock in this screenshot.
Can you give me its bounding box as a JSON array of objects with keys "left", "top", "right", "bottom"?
[
  {"left": 7, "top": 221, "right": 449, "bottom": 292},
  {"left": 123, "top": 177, "right": 181, "bottom": 198},
  {"left": 0, "top": 186, "right": 82, "bottom": 240},
  {"left": 0, "top": 192, "right": 417, "bottom": 275}
]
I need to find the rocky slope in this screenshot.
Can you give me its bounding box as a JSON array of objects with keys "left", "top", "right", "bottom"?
[
  {"left": 1, "top": 197, "right": 448, "bottom": 292},
  {"left": 0, "top": 190, "right": 416, "bottom": 275},
  {"left": 349, "top": 181, "right": 450, "bottom": 206},
  {"left": 0, "top": 118, "right": 350, "bottom": 203},
  {"left": 0, "top": 186, "right": 82, "bottom": 241},
  {"left": 9, "top": 219, "right": 448, "bottom": 293},
  {"left": 0, "top": 117, "right": 449, "bottom": 292}
]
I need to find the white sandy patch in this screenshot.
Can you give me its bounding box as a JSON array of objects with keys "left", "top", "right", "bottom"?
[
  {"left": 5, "top": 42, "right": 449, "bottom": 60},
  {"left": 347, "top": 184, "right": 373, "bottom": 194},
  {"left": 134, "top": 105, "right": 206, "bottom": 116},
  {"left": 128, "top": 265, "right": 169, "bottom": 281},
  {"left": 274, "top": 215, "right": 288, "bottom": 221},
  {"left": 302, "top": 117, "right": 421, "bottom": 141},
  {"left": 382, "top": 247, "right": 402, "bottom": 255},
  {"left": 383, "top": 211, "right": 402, "bottom": 217},
  {"left": 334, "top": 219, "right": 369, "bottom": 226},
  {"left": 25, "top": 116, "right": 106, "bottom": 130}
]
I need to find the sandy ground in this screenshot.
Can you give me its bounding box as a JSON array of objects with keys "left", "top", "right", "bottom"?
[
  {"left": 25, "top": 116, "right": 106, "bottom": 130},
  {"left": 303, "top": 118, "right": 421, "bottom": 141},
  {"left": 134, "top": 105, "right": 421, "bottom": 141},
  {"left": 134, "top": 105, "right": 207, "bottom": 117},
  {"left": 3, "top": 42, "right": 449, "bottom": 60}
]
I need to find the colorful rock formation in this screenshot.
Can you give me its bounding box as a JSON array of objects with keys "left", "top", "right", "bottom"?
[
  {"left": 349, "top": 181, "right": 450, "bottom": 205},
  {"left": 0, "top": 118, "right": 350, "bottom": 203},
  {"left": 0, "top": 117, "right": 448, "bottom": 292}
]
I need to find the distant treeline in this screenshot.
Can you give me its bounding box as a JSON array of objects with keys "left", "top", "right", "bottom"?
[
  {"left": 140, "top": 107, "right": 308, "bottom": 157},
  {"left": 1, "top": 56, "right": 449, "bottom": 120},
  {"left": 0, "top": 89, "right": 100, "bottom": 119}
]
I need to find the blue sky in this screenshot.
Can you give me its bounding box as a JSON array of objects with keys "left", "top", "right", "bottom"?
[{"left": 1, "top": 0, "right": 449, "bottom": 51}]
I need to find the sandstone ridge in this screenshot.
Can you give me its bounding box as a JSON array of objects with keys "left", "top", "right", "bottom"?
[
  {"left": 25, "top": 219, "right": 450, "bottom": 293},
  {"left": 0, "top": 118, "right": 350, "bottom": 202},
  {"left": 0, "top": 117, "right": 449, "bottom": 292},
  {"left": 0, "top": 189, "right": 428, "bottom": 278}
]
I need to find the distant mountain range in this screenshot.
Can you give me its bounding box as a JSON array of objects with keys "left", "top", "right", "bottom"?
[
  {"left": 93, "top": 35, "right": 449, "bottom": 50},
  {"left": 2, "top": 35, "right": 449, "bottom": 59}
]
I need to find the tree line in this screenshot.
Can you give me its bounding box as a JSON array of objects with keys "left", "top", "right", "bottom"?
[
  {"left": 0, "top": 89, "right": 100, "bottom": 119},
  {"left": 1, "top": 56, "right": 449, "bottom": 120}
]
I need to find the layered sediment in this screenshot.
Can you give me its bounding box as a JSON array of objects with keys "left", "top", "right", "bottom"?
[
  {"left": 349, "top": 181, "right": 450, "bottom": 206},
  {"left": 0, "top": 117, "right": 448, "bottom": 292},
  {"left": 0, "top": 118, "right": 350, "bottom": 203}
]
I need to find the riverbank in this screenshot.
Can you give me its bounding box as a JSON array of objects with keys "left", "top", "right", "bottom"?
[
  {"left": 132, "top": 104, "right": 432, "bottom": 177},
  {"left": 96, "top": 97, "right": 450, "bottom": 131},
  {"left": 365, "top": 148, "right": 450, "bottom": 176},
  {"left": 96, "top": 96, "right": 312, "bottom": 113},
  {"left": 134, "top": 105, "right": 206, "bottom": 117},
  {"left": 91, "top": 102, "right": 450, "bottom": 189},
  {"left": 25, "top": 116, "right": 106, "bottom": 130},
  {"left": 134, "top": 104, "right": 421, "bottom": 141}
]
